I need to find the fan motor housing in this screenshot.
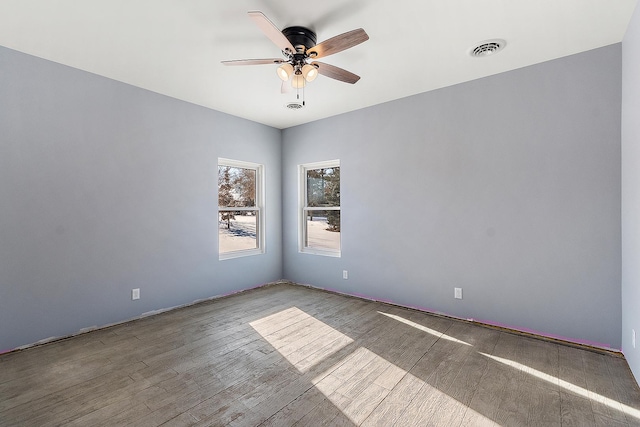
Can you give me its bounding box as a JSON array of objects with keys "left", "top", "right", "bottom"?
[{"left": 282, "top": 26, "right": 317, "bottom": 51}]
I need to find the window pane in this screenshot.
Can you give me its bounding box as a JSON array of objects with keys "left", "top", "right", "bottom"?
[
  {"left": 218, "top": 166, "right": 256, "bottom": 207},
  {"left": 306, "top": 167, "right": 340, "bottom": 207},
  {"left": 219, "top": 211, "right": 258, "bottom": 253},
  {"left": 305, "top": 210, "right": 340, "bottom": 251}
]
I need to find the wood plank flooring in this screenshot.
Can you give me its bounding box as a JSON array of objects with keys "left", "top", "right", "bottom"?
[{"left": 2, "top": 283, "right": 640, "bottom": 426}]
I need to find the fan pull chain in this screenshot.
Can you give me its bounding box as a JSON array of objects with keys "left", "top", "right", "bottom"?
[{"left": 293, "top": 79, "right": 305, "bottom": 106}]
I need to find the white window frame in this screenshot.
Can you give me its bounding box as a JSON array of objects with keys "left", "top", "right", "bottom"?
[
  {"left": 218, "top": 158, "right": 265, "bottom": 260},
  {"left": 299, "top": 159, "right": 341, "bottom": 257}
]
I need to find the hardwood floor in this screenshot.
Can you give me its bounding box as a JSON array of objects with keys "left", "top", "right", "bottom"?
[{"left": 1, "top": 282, "right": 640, "bottom": 426}]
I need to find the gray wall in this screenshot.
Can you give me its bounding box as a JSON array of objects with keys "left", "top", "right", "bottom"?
[
  {"left": 0, "top": 40, "right": 626, "bottom": 356},
  {"left": 622, "top": 4, "right": 640, "bottom": 383},
  {"left": 0, "top": 46, "right": 282, "bottom": 352},
  {"left": 283, "top": 45, "right": 622, "bottom": 349}
]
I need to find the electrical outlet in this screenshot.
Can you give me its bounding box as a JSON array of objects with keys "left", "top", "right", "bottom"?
[
  {"left": 343, "top": 270, "right": 348, "bottom": 280},
  {"left": 454, "top": 288, "right": 463, "bottom": 299},
  {"left": 132, "top": 288, "right": 140, "bottom": 300},
  {"left": 633, "top": 329, "right": 636, "bottom": 349}
]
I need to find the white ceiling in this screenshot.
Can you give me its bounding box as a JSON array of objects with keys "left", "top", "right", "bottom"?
[{"left": 0, "top": 0, "right": 637, "bottom": 129}]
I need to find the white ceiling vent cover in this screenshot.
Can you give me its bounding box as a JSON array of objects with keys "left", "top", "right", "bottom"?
[
  {"left": 470, "top": 39, "right": 506, "bottom": 57},
  {"left": 286, "top": 102, "right": 304, "bottom": 110}
]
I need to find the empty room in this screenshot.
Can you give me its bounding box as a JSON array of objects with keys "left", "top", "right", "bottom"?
[{"left": 2, "top": 1, "right": 640, "bottom": 425}]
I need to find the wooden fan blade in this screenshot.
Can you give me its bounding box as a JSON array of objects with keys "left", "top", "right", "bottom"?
[
  {"left": 221, "top": 58, "right": 285, "bottom": 66},
  {"left": 312, "top": 62, "right": 361, "bottom": 84},
  {"left": 248, "top": 11, "right": 295, "bottom": 53},
  {"left": 307, "top": 28, "right": 369, "bottom": 59},
  {"left": 281, "top": 81, "right": 292, "bottom": 94}
]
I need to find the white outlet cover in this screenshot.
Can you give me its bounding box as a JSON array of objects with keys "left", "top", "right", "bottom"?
[
  {"left": 454, "top": 288, "right": 463, "bottom": 299},
  {"left": 132, "top": 288, "right": 140, "bottom": 300},
  {"left": 343, "top": 270, "right": 348, "bottom": 280}
]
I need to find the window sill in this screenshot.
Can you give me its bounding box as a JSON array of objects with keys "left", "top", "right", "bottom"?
[
  {"left": 300, "top": 248, "right": 341, "bottom": 258},
  {"left": 219, "top": 248, "right": 264, "bottom": 261}
]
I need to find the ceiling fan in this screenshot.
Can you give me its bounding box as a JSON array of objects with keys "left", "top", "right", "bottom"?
[{"left": 222, "top": 11, "right": 369, "bottom": 90}]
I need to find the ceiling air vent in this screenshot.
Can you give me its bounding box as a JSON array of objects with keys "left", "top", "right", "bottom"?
[
  {"left": 470, "top": 39, "right": 506, "bottom": 57},
  {"left": 286, "top": 102, "right": 304, "bottom": 110}
]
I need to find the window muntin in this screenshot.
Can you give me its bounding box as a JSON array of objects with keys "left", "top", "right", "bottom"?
[
  {"left": 300, "top": 161, "right": 340, "bottom": 256},
  {"left": 218, "top": 159, "right": 264, "bottom": 259}
]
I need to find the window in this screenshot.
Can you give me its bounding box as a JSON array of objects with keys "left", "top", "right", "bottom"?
[
  {"left": 218, "top": 158, "right": 264, "bottom": 259},
  {"left": 300, "top": 160, "right": 340, "bottom": 256}
]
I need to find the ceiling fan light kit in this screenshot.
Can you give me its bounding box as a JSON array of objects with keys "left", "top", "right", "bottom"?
[
  {"left": 276, "top": 63, "right": 294, "bottom": 81},
  {"left": 291, "top": 73, "right": 306, "bottom": 89},
  {"left": 301, "top": 64, "right": 318, "bottom": 82},
  {"left": 222, "top": 11, "right": 369, "bottom": 106}
]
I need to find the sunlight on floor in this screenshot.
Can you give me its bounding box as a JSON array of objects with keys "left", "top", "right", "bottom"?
[
  {"left": 309, "top": 346, "right": 496, "bottom": 425},
  {"left": 250, "top": 307, "right": 496, "bottom": 425},
  {"left": 377, "top": 311, "right": 472, "bottom": 346},
  {"left": 249, "top": 307, "right": 354, "bottom": 372},
  {"left": 481, "top": 353, "right": 640, "bottom": 421}
]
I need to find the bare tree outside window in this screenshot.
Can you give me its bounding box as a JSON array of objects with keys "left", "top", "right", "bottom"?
[
  {"left": 301, "top": 161, "right": 340, "bottom": 256},
  {"left": 218, "top": 160, "right": 263, "bottom": 259}
]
